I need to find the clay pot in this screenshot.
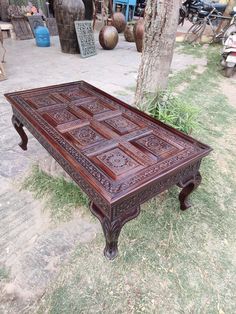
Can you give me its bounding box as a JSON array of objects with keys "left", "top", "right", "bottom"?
[
  {"left": 99, "top": 20, "right": 119, "bottom": 50},
  {"left": 112, "top": 12, "right": 126, "bottom": 33},
  {"left": 124, "top": 22, "right": 135, "bottom": 42},
  {"left": 133, "top": 19, "right": 144, "bottom": 52},
  {"left": 54, "top": 0, "right": 85, "bottom": 54}
]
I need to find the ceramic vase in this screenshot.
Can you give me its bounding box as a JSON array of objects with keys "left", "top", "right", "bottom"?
[
  {"left": 133, "top": 18, "right": 144, "bottom": 52},
  {"left": 124, "top": 22, "right": 135, "bottom": 42},
  {"left": 99, "top": 19, "right": 119, "bottom": 50},
  {"left": 112, "top": 12, "right": 126, "bottom": 33}
]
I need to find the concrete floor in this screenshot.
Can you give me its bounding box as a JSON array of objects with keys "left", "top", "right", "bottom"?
[
  {"left": 0, "top": 34, "right": 207, "bottom": 312},
  {"left": 1, "top": 35, "right": 140, "bottom": 101},
  {"left": 1, "top": 34, "right": 206, "bottom": 99}
]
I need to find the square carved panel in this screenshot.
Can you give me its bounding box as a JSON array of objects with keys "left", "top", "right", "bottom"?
[
  {"left": 80, "top": 100, "right": 110, "bottom": 116},
  {"left": 96, "top": 148, "right": 139, "bottom": 176},
  {"left": 27, "top": 95, "right": 59, "bottom": 108},
  {"left": 69, "top": 126, "right": 104, "bottom": 147},
  {"left": 45, "top": 109, "right": 78, "bottom": 125},
  {"left": 135, "top": 134, "right": 177, "bottom": 157},
  {"left": 104, "top": 116, "right": 138, "bottom": 135},
  {"left": 60, "top": 88, "right": 91, "bottom": 101}
]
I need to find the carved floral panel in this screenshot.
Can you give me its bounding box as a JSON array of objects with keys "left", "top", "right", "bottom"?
[
  {"left": 69, "top": 126, "right": 104, "bottom": 147},
  {"left": 96, "top": 148, "right": 140, "bottom": 176},
  {"left": 104, "top": 116, "right": 138, "bottom": 135},
  {"left": 80, "top": 100, "right": 110, "bottom": 115},
  {"left": 135, "top": 134, "right": 178, "bottom": 158},
  {"left": 46, "top": 109, "right": 78, "bottom": 124}
]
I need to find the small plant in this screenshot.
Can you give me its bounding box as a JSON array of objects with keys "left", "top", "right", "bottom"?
[{"left": 145, "top": 91, "right": 199, "bottom": 134}]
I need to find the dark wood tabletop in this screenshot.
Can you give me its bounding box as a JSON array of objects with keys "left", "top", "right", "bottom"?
[{"left": 5, "top": 81, "right": 212, "bottom": 259}]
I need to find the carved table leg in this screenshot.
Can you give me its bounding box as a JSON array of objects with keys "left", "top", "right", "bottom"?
[
  {"left": 178, "top": 171, "right": 202, "bottom": 211},
  {"left": 90, "top": 202, "right": 140, "bottom": 260},
  {"left": 12, "top": 115, "right": 28, "bottom": 151}
]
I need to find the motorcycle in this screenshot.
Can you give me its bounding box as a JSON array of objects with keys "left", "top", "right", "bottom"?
[
  {"left": 134, "top": 0, "right": 146, "bottom": 17},
  {"left": 221, "top": 33, "right": 236, "bottom": 77},
  {"left": 221, "top": 7, "right": 236, "bottom": 44},
  {"left": 179, "top": 0, "right": 227, "bottom": 25}
]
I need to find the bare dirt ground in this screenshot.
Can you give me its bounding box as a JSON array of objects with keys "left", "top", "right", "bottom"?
[{"left": 220, "top": 79, "right": 236, "bottom": 106}]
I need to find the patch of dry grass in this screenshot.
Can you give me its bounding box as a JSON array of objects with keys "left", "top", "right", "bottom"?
[{"left": 22, "top": 166, "right": 88, "bottom": 222}]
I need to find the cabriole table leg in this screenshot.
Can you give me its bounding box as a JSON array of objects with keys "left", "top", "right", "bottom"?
[
  {"left": 12, "top": 115, "right": 28, "bottom": 151},
  {"left": 90, "top": 201, "right": 140, "bottom": 260},
  {"left": 178, "top": 171, "right": 202, "bottom": 210}
]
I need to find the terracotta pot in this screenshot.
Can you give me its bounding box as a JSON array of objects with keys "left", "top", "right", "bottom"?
[
  {"left": 54, "top": 0, "right": 85, "bottom": 54},
  {"left": 133, "top": 19, "right": 144, "bottom": 52},
  {"left": 112, "top": 12, "right": 126, "bottom": 33},
  {"left": 99, "top": 20, "right": 119, "bottom": 50},
  {"left": 124, "top": 22, "right": 135, "bottom": 42}
]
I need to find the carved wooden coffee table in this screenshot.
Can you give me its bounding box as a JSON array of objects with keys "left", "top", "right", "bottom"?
[{"left": 5, "top": 81, "right": 212, "bottom": 260}]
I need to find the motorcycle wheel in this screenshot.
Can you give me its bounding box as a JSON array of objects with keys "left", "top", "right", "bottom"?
[
  {"left": 222, "top": 24, "right": 236, "bottom": 45},
  {"left": 185, "top": 19, "right": 207, "bottom": 44},
  {"left": 223, "top": 67, "right": 235, "bottom": 78}
]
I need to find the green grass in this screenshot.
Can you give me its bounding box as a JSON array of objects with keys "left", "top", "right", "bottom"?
[
  {"left": 31, "top": 44, "right": 236, "bottom": 313},
  {"left": 125, "top": 85, "right": 137, "bottom": 92},
  {"left": 168, "top": 64, "right": 197, "bottom": 90},
  {"left": 0, "top": 267, "right": 8, "bottom": 281},
  {"left": 176, "top": 42, "right": 206, "bottom": 58},
  {"left": 22, "top": 166, "right": 88, "bottom": 222}
]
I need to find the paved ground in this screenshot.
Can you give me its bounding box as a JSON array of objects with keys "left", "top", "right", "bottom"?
[{"left": 0, "top": 35, "right": 208, "bottom": 313}]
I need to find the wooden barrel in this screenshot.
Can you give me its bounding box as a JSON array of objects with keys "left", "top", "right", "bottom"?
[{"left": 54, "top": 0, "right": 85, "bottom": 54}]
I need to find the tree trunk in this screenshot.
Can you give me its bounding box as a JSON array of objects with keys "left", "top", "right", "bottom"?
[
  {"left": 217, "top": 0, "right": 236, "bottom": 32},
  {"left": 135, "top": 0, "right": 181, "bottom": 108}
]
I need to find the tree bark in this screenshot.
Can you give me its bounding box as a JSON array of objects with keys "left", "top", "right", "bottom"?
[
  {"left": 217, "top": 0, "right": 236, "bottom": 32},
  {"left": 135, "top": 0, "right": 181, "bottom": 108}
]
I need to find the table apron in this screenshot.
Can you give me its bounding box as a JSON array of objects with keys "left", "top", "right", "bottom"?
[{"left": 111, "top": 160, "right": 201, "bottom": 220}]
